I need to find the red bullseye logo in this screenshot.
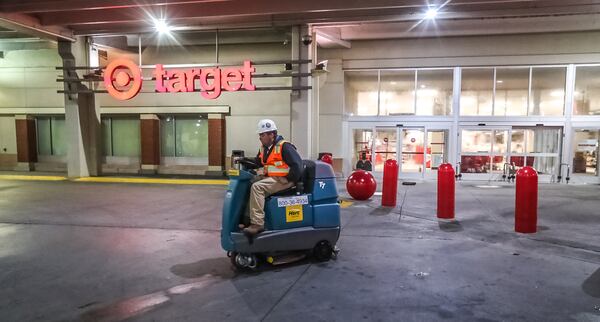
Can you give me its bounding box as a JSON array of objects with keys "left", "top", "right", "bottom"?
[{"left": 103, "top": 58, "right": 143, "bottom": 100}]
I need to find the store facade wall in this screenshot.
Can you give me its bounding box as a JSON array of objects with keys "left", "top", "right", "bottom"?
[
  {"left": 318, "top": 31, "right": 600, "bottom": 182},
  {"left": 0, "top": 115, "right": 17, "bottom": 170},
  {"left": 96, "top": 40, "right": 295, "bottom": 174},
  {"left": 0, "top": 42, "right": 66, "bottom": 172}
]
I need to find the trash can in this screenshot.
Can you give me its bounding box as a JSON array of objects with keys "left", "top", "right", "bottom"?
[{"left": 231, "top": 150, "right": 245, "bottom": 169}]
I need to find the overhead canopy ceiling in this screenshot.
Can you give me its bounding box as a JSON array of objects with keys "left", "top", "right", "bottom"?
[{"left": 1, "top": 0, "right": 600, "bottom": 46}]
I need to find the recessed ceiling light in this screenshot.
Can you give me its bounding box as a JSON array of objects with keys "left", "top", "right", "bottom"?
[
  {"left": 496, "top": 80, "right": 503, "bottom": 84},
  {"left": 425, "top": 7, "right": 438, "bottom": 19},
  {"left": 153, "top": 18, "right": 172, "bottom": 35}
]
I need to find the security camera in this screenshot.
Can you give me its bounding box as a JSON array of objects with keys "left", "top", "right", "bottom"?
[
  {"left": 301, "top": 34, "right": 312, "bottom": 45},
  {"left": 315, "top": 60, "right": 328, "bottom": 71}
]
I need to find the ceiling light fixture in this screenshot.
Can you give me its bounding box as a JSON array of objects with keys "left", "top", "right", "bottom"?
[
  {"left": 425, "top": 7, "right": 438, "bottom": 19},
  {"left": 153, "top": 18, "right": 172, "bottom": 35}
]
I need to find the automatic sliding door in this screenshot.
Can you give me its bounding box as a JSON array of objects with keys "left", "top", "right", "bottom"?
[
  {"left": 400, "top": 128, "right": 425, "bottom": 174},
  {"left": 373, "top": 128, "right": 397, "bottom": 172}
]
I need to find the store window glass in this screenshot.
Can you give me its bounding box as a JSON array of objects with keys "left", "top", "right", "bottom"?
[
  {"left": 112, "top": 118, "right": 140, "bottom": 157},
  {"left": 37, "top": 116, "right": 66, "bottom": 156},
  {"left": 345, "top": 71, "right": 378, "bottom": 116},
  {"left": 529, "top": 67, "right": 566, "bottom": 116},
  {"left": 416, "top": 69, "right": 453, "bottom": 115},
  {"left": 102, "top": 117, "right": 140, "bottom": 157},
  {"left": 37, "top": 118, "right": 52, "bottom": 155},
  {"left": 494, "top": 68, "right": 529, "bottom": 116},
  {"left": 101, "top": 118, "right": 112, "bottom": 156},
  {"left": 161, "top": 116, "right": 176, "bottom": 157},
  {"left": 379, "top": 70, "right": 415, "bottom": 115},
  {"left": 460, "top": 68, "right": 493, "bottom": 116},
  {"left": 574, "top": 66, "right": 600, "bottom": 115},
  {"left": 175, "top": 116, "right": 208, "bottom": 157},
  {"left": 161, "top": 115, "right": 208, "bottom": 160}
]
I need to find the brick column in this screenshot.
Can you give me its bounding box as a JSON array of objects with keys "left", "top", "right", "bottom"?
[
  {"left": 15, "top": 115, "right": 37, "bottom": 171},
  {"left": 208, "top": 114, "right": 226, "bottom": 172},
  {"left": 140, "top": 114, "right": 160, "bottom": 174}
]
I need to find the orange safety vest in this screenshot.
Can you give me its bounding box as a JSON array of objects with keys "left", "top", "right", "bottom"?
[{"left": 258, "top": 140, "right": 290, "bottom": 177}]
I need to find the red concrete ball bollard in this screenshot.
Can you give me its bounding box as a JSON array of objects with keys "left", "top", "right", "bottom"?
[
  {"left": 321, "top": 154, "right": 333, "bottom": 166},
  {"left": 346, "top": 170, "right": 377, "bottom": 200}
]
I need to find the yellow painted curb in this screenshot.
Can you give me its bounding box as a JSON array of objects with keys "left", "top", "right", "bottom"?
[
  {"left": 74, "top": 177, "right": 229, "bottom": 185},
  {"left": 0, "top": 175, "right": 67, "bottom": 181}
]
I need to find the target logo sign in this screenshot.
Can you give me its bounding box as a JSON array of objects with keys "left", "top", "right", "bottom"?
[
  {"left": 103, "top": 58, "right": 143, "bottom": 101},
  {"left": 103, "top": 58, "right": 255, "bottom": 101}
]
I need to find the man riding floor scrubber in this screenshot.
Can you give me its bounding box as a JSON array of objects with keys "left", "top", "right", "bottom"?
[{"left": 220, "top": 120, "right": 340, "bottom": 269}]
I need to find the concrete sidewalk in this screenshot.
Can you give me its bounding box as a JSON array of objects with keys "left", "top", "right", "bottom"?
[{"left": 0, "top": 179, "right": 598, "bottom": 321}]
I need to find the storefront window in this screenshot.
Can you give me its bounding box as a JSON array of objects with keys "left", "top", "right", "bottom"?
[
  {"left": 102, "top": 117, "right": 140, "bottom": 157},
  {"left": 161, "top": 115, "right": 208, "bottom": 160},
  {"left": 494, "top": 68, "right": 529, "bottom": 116},
  {"left": 416, "top": 69, "right": 453, "bottom": 115},
  {"left": 574, "top": 66, "right": 600, "bottom": 115},
  {"left": 161, "top": 117, "right": 176, "bottom": 157},
  {"left": 345, "top": 69, "right": 454, "bottom": 116},
  {"left": 345, "top": 71, "right": 378, "bottom": 116},
  {"left": 37, "top": 116, "right": 66, "bottom": 156},
  {"left": 175, "top": 117, "right": 208, "bottom": 157},
  {"left": 529, "top": 67, "right": 565, "bottom": 116},
  {"left": 460, "top": 68, "right": 494, "bottom": 116},
  {"left": 379, "top": 70, "right": 415, "bottom": 115}
]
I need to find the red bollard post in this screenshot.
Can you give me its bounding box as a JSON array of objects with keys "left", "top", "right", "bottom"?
[
  {"left": 515, "top": 166, "right": 538, "bottom": 233},
  {"left": 381, "top": 159, "right": 399, "bottom": 207},
  {"left": 437, "top": 163, "right": 455, "bottom": 219}
]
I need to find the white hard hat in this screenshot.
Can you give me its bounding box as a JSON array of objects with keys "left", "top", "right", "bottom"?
[{"left": 257, "top": 119, "right": 277, "bottom": 134}]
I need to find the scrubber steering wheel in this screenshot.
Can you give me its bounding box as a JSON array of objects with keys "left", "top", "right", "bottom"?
[{"left": 236, "top": 158, "right": 260, "bottom": 175}]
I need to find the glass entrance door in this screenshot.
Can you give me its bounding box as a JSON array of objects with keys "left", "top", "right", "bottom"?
[
  {"left": 459, "top": 126, "right": 562, "bottom": 180},
  {"left": 372, "top": 126, "right": 448, "bottom": 179},
  {"left": 460, "top": 128, "right": 510, "bottom": 180},
  {"left": 400, "top": 128, "right": 425, "bottom": 174},
  {"left": 373, "top": 128, "right": 397, "bottom": 172}
]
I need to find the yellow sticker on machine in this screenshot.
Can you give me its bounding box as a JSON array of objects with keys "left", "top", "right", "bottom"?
[
  {"left": 228, "top": 169, "right": 240, "bottom": 177},
  {"left": 286, "top": 204, "right": 303, "bottom": 222}
]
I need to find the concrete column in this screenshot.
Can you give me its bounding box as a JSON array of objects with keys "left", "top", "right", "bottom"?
[
  {"left": 451, "top": 67, "right": 461, "bottom": 167},
  {"left": 140, "top": 114, "right": 160, "bottom": 174},
  {"left": 14, "top": 115, "right": 37, "bottom": 171},
  {"left": 290, "top": 25, "right": 314, "bottom": 159},
  {"left": 562, "top": 64, "right": 576, "bottom": 181},
  {"left": 208, "top": 114, "right": 226, "bottom": 172},
  {"left": 58, "top": 38, "right": 101, "bottom": 178}
]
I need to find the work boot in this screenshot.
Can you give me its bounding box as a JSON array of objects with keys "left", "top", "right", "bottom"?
[
  {"left": 238, "top": 224, "right": 247, "bottom": 230},
  {"left": 243, "top": 224, "right": 264, "bottom": 236}
]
